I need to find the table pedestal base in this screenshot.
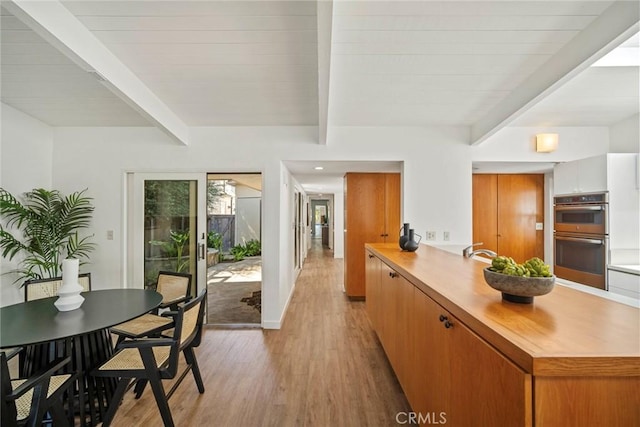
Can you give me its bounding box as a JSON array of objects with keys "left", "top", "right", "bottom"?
[{"left": 22, "top": 329, "right": 117, "bottom": 427}]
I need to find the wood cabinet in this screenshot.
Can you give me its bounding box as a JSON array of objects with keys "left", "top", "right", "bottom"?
[
  {"left": 379, "top": 262, "right": 413, "bottom": 390},
  {"left": 472, "top": 174, "right": 544, "bottom": 263},
  {"left": 366, "top": 243, "right": 640, "bottom": 427},
  {"left": 410, "top": 287, "right": 449, "bottom": 419},
  {"left": 364, "top": 252, "right": 382, "bottom": 331},
  {"left": 370, "top": 253, "right": 529, "bottom": 426},
  {"left": 447, "top": 303, "right": 531, "bottom": 426},
  {"left": 344, "top": 173, "right": 400, "bottom": 298}
]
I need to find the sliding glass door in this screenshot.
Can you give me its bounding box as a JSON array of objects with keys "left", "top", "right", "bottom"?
[{"left": 130, "top": 173, "right": 207, "bottom": 296}]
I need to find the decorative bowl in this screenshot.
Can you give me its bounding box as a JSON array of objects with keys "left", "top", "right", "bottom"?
[{"left": 483, "top": 268, "right": 555, "bottom": 304}]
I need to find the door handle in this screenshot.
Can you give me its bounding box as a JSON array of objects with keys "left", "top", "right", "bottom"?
[
  {"left": 555, "top": 205, "right": 604, "bottom": 211},
  {"left": 198, "top": 243, "right": 206, "bottom": 260},
  {"left": 555, "top": 236, "right": 604, "bottom": 245}
]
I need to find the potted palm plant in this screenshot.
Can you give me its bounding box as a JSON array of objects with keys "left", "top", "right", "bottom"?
[{"left": 0, "top": 187, "right": 95, "bottom": 283}]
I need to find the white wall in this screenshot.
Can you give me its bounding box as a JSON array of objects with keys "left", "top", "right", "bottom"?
[
  {"left": 0, "top": 103, "right": 54, "bottom": 306},
  {"left": 610, "top": 114, "right": 640, "bottom": 153},
  {"left": 472, "top": 126, "right": 610, "bottom": 162},
  {"left": 235, "top": 184, "right": 261, "bottom": 245},
  {"left": 472, "top": 126, "right": 612, "bottom": 266},
  {"left": 2, "top": 112, "right": 631, "bottom": 318},
  {"left": 330, "top": 126, "right": 472, "bottom": 245},
  {"left": 3, "top": 124, "right": 471, "bottom": 327},
  {"left": 333, "top": 188, "right": 344, "bottom": 259}
]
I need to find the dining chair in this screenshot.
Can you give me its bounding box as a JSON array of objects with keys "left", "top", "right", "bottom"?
[
  {"left": 110, "top": 271, "right": 192, "bottom": 345},
  {"left": 20, "top": 273, "right": 92, "bottom": 377},
  {"left": 24, "top": 273, "right": 92, "bottom": 301},
  {"left": 92, "top": 289, "right": 207, "bottom": 427},
  {"left": 1, "top": 351, "right": 77, "bottom": 427}
]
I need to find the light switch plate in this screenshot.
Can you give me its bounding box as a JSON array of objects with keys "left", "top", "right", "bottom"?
[{"left": 535, "top": 222, "right": 543, "bottom": 230}]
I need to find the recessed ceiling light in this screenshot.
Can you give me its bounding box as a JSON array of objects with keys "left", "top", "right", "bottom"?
[{"left": 314, "top": 166, "right": 324, "bottom": 170}]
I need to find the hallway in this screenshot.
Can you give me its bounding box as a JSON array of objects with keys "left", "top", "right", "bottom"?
[{"left": 112, "top": 240, "right": 410, "bottom": 426}]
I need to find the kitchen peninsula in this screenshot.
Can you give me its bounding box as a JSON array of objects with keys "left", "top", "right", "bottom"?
[{"left": 365, "top": 243, "right": 639, "bottom": 426}]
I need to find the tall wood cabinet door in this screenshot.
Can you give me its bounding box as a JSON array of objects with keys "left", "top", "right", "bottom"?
[
  {"left": 384, "top": 173, "right": 401, "bottom": 243},
  {"left": 472, "top": 174, "right": 498, "bottom": 254},
  {"left": 497, "top": 174, "right": 544, "bottom": 263},
  {"left": 344, "top": 173, "right": 385, "bottom": 297},
  {"left": 448, "top": 316, "right": 532, "bottom": 427},
  {"left": 410, "top": 289, "right": 451, "bottom": 422},
  {"left": 364, "top": 251, "right": 381, "bottom": 332}
]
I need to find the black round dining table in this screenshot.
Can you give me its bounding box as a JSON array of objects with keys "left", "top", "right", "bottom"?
[
  {"left": 0, "top": 289, "right": 162, "bottom": 348},
  {"left": 0, "top": 289, "right": 162, "bottom": 426}
]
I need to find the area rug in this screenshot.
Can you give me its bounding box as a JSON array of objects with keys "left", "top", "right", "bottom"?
[{"left": 240, "top": 290, "right": 261, "bottom": 313}]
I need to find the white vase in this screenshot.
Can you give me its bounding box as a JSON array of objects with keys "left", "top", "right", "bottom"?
[{"left": 54, "top": 258, "right": 85, "bottom": 311}]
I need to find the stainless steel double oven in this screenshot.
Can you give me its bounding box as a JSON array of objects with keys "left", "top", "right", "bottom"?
[{"left": 554, "top": 192, "right": 608, "bottom": 290}]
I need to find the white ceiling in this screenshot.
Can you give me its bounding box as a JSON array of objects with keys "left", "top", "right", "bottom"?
[
  {"left": 1, "top": 1, "right": 638, "bottom": 192},
  {"left": 285, "top": 160, "right": 402, "bottom": 193},
  {"left": 0, "top": 6, "right": 150, "bottom": 126}
]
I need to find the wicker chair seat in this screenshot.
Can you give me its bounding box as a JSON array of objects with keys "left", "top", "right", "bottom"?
[
  {"left": 111, "top": 271, "right": 192, "bottom": 346},
  {"left": 11, "top": 375, "right": 72, "bottom": 421},
  {"left": 98, "top": 347, "right": 171, "bottom": 372},
  {"left": 110, "top": 314, "right": 173, "bottom": 337}
]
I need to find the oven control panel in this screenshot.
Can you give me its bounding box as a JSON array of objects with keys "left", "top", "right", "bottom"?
[{"left": 554, "top": 192, "right": 608, "bottom": 205}]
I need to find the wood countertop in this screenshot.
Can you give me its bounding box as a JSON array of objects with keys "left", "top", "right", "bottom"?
[{"left": 365, "top": 243, "right": 640, "bottom": 377}]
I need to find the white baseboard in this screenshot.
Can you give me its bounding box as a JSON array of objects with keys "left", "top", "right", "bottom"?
[{"left": 261, "top": 280, "right": 297, "bottom": 329}]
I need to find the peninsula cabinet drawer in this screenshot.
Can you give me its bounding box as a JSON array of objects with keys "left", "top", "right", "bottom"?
[{"left": 535, "top": 376, "right": 640, "bottom": 426}]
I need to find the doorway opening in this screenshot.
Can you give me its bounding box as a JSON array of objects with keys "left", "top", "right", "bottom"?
[
  {"left": 310, "top": 197, "right": 332, "bottom": 249},
  {"left": 206, "top": 173, "right": 262, "bottom": 325}
]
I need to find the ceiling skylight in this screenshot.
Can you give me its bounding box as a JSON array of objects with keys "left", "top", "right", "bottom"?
[{"left": 591, "top": 32, "right": 640, "bottom": 67}]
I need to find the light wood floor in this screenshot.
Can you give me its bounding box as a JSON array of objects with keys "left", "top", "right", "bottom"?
[{"left": 111, "top": 240, "right": 410, "bottom": 426}]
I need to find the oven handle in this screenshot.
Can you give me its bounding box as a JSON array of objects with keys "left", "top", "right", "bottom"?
[
  {"left": 555, "top": 205, "right": 605, "bottom": 211},
  {"left": 555, "top": 235, "right": 604, "bottom": 245}
]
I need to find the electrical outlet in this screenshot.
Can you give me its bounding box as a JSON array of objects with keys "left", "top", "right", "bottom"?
[
  {"left": 443, "top": 231, "right": 450, "bottom": 241},
  {"left": 106, "top": 230, "right": 114, "bottom": 240},
  {"left": 426, "top": 231, "right": 436, "bottom": 241}
]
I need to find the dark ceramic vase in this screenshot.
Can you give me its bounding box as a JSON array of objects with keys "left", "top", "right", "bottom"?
[
  {"left": 399, "top": 223, "right": 410, "bottom": 250},
  {"left": 403, "top": 229, "right": 420, "bottom": 252}
]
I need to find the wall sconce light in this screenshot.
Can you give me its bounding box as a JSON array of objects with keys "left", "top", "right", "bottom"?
[{"left": 536, "top": 133, "right": 559, "bottom": 153}]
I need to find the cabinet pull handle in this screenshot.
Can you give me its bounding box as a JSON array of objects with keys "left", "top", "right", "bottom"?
[
  {"left": 444, "top": 320, "right": 453, "bottom": 329},
  {"left": 368, "top": 254, "right": 374, "bottom": 259},
  {"left": 439, "top": 314, "right": 447, "bottom": 322},
  {"left": 389, "top": 272, "right": 398, "bottom": 278}
]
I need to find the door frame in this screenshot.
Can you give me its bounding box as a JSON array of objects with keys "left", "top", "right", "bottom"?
[{"left": 127, "top": 172, "right": 208, "bottom": 295}]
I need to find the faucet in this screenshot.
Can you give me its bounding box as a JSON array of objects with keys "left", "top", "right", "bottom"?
[{"left": 463, "top": 243, "right": 497, "bottom": 258}]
